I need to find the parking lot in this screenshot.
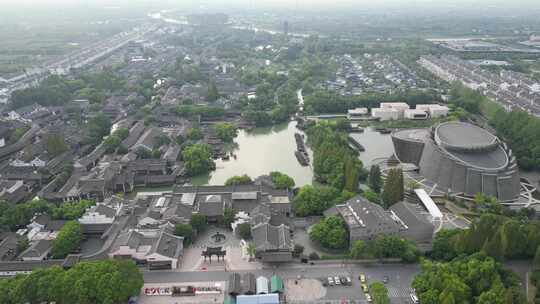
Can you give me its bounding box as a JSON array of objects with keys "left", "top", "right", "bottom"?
[{"left": 143, "top": 263, "right": 421, "bottom": 304}]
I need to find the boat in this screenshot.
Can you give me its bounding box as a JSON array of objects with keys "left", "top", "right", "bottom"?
[
  {"left": 375, "top": 127, "right": 392, "bottom": 134},
  {"left": 295, "top": 151, "right": 309, "bottom": 166},
  {"left": 295, "top": 133, "right": 307, "bottom": 152},
  {"left": 347, "top": 136, "right": 366, "bottom": 151}
]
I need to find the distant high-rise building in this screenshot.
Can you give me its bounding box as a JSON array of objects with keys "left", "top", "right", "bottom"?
[{"left": 283, "top": 21, "right": 289, "bottom": 36}]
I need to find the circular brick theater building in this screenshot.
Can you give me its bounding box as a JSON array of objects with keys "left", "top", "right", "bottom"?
[{"left": 391, "top": 122, "right": 520, "bottom": 202}]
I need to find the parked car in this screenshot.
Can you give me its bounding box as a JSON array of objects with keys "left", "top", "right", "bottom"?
[
  {"left": 365, "top": 294, "right": 372, "bottom": 303},
  {"left": 382, "top": 276, "right": 389, "bottom": 284},
  {"left": 327, "top": 277, "right": 334, "bottom": 286},
  {"left": 359, "top": 273, "right": 366, "bottom": 283},
  {"left": 345, "top": 276, "right": 352, "bottom": 285},
  {"left": 334, "top": 276, "right": 341, "bottom": 285},
  {"left": 410, "top": 293, "right": 419, "bottom": 304},
  {"left": 361, "top": 283, "right": 368, "bottom": 293}
]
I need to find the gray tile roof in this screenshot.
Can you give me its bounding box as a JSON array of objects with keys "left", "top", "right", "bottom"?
[
  {"left": 197, "top": 195, "right": 224, "bottom": 217},
  {"left": 31, "top": 214, "right": 67, "bottom": 232},
  {"left": 252, "top": 223, "right": 291, "bottom": 252},
  {"left": 94, "top": 204, "right": 116, "bottom": 218},
  {"left": 390, "top": 201, "right": 435, "bottom": 243},
  {"left": 232, "top": 192, "right": 258, "bottom": 200},
  {"left": 332, "top": 196, "right": 401, "bottom": 241},
  {"left": 149, "top": 231, "right": 184, "bottom": 259},
  {"left": 20, "top": 239, "right": 52, "bottom": 259},
  {"left": 0, "top": 233, "right": 18, "bottom": 261}
]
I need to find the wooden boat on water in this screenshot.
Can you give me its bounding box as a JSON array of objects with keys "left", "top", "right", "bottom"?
[
  {"left": 295, "top": 151, "right": 309, "bottom": 166},
  {"left": 375, "top": 127, "right": 392, "bottom": 134}
]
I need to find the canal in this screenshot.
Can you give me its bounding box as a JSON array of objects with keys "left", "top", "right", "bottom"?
[{"left": 191, "top": 121, "right": 315, "bottom": 186}]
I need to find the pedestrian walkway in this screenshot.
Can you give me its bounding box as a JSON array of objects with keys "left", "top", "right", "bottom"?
[{"left": 387, "top": 287, "right": 414, "bottom": 298}]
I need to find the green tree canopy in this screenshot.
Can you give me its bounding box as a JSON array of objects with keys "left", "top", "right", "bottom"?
[
  {"left": 207, "top": 78, "right": 220, "bottom": 102},
  {"left": 52, "top": 221, "right": 83, "bottom": 259},
  {"left": 181, "top": 144, "right": 216, "bottom": 176},
  {"left": 186, "top": 127, "right": 203, "bottom": 140},
  {"left": 309, "top": 216, "right": 348, "bottom": 249},
  {"left": 189, "top": 214, "right": 207, "bottom": 233},
  {"left": 222, "top": 207, "right": 237, "bottom": 228},
  {"left": 103, "top": 135, "right": 121, "bottom": 153},
  {"left": 0, "top": 259, "right": 143, "bottom": 304},
  {"left": 0, "top": 199, "right": 52, "bottom": 232},
  {"left": 293, "top": 185, "right": 354, "bottom": 217},
  {"left": 269, "top": 171, "right": 295, "bottom": 189},
  {"left": 237, "top": 222, "right": 252, "bottom": 240},
  {"left": 370, "top": 282, "right": 390, "bottom": 304},
  {"left": 413, "top": 254, "right": 524, "bottom": 304},
  {"left": 45, "top": 134, "right": 69, "bottom": 157},
  {"left": 87, "top": 113, "right": 111, "bottom": 145},
  {"left": 225, "top": 175, "right": 252, "bottom": 186},
  {"left": 213, "top": 123, "right": 238, "bottom": 142},
  {"left": 174, "top": 224, "right": 194, "bottom": 245},
  {"left": 381, "top": 168, "right": 403, "bottom": 209},
  {"left": 52, "top": 200, "right": 95, "bottom": 220},
  {"left": 307, "top": 122, "right": 363, "bottom": 191},
  {"left": 350, "top": 240, "right": 367, "bottom": 259},
  {"left": 368, "top": 165, "right": 382, "bottom": 193},
  {"left": 430, "top": 229, "right": 461, "bottom": 261}
]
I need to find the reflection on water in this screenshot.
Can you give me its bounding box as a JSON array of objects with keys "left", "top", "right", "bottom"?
[
  {"left": 349, "top": 127, "right": 395, "bottom": 167},
  {"left": 191, "top": 121, "right": 315, "bottom": 186}
]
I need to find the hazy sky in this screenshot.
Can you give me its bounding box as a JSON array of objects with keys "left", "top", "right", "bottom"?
[{"left": 3, "top": 0, "right": 540, "bottom": 12}]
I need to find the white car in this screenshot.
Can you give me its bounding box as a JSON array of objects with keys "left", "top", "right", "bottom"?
[
  {"left": 334, "top": 276, "right": 341, "bottom": 285},
  {"left": 327, "top": 277, "right": 334, "bottom": 286},
  {"left": 365, "top": 294, "right": 372, "bottom": 303},
  {"left": 410, "top": 293, "right": 419, "bottom": 304}
]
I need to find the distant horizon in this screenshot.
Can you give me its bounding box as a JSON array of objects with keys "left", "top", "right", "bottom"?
[{"left": 3, "top": 0, "right": 540, "bottom": 14}]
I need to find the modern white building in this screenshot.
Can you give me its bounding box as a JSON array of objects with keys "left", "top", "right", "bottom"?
[
  {"left": 380, "top": 102, "right": 410, "bottom": 118},
  {"left": 416, "top": 104, "right": 450, "bottom": 118},
  {"left": 347, "top": 107, "right": 368, "bottom": 120},
  {"left": 371, "top": 107, "right": 400, "bottom": 121},
  {"left": 404, "top": 109, "right": 429, "bottom": 120}
]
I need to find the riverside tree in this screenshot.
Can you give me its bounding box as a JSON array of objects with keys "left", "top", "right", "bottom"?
[
  {"left": 368, "top": 165, "right": 382, "bottom": 193},
  {"left": 381, "top": 168, "right": 403, "bottom": 209},
  {"left": 182, "top": 144, "right": 216, "bottom": 176}
]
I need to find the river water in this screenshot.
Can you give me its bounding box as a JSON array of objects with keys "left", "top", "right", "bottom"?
[
  {"left": 349, "top": 127, "right": 395, "bottom": 167},
  {"left": 129, "top": 123, "right": 396, "bottom": 198},
  {"left": 191, "top": 121, "right": 315, "bottom": 186}
]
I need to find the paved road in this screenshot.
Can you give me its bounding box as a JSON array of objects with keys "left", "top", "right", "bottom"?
[{"left": 143, "top": 263, "right": 420, "bottom": 304}]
